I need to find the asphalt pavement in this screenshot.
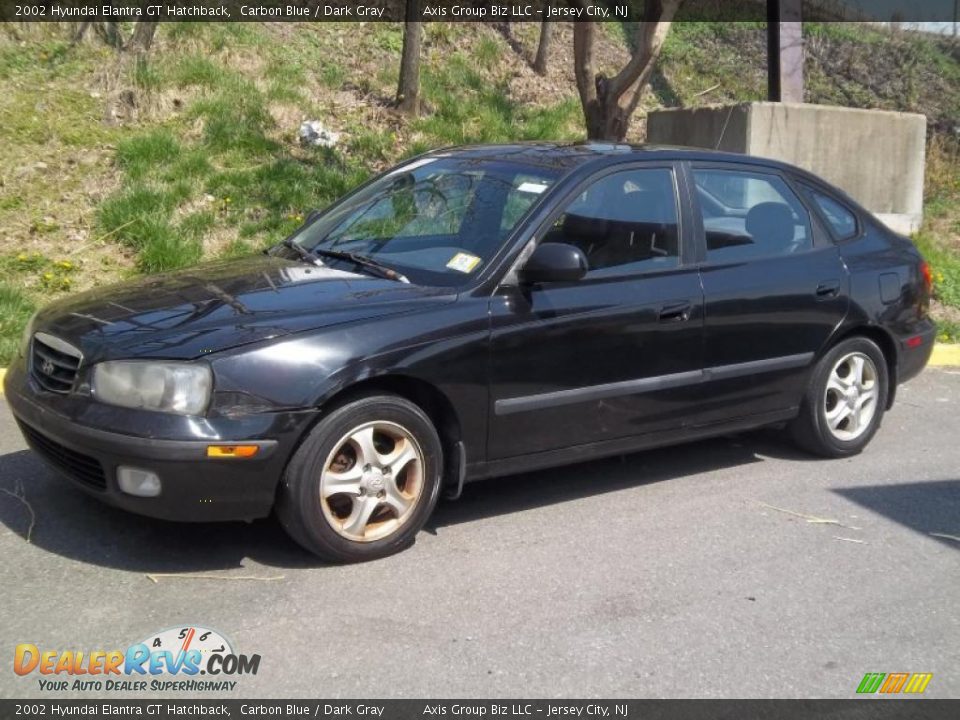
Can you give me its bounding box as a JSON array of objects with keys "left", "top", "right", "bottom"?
[{"left": 0, "top": 368, "right": 958, "bottom": 699}]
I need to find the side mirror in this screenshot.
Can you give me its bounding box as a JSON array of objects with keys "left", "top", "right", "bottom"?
[{"left": 519, "top": 243, "right": 588, "bottom": 284}]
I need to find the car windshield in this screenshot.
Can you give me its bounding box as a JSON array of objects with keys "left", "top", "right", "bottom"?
[{"left": 288, "top": 157, "right": 559, "bottom": 286}]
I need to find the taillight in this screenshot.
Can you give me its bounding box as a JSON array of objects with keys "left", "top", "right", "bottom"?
[
  {"left": 917, "top": 259, "right": 932, "bottom": 319},
  {"left": 920, "top": 260, "right": 933, "bottom": 294}
]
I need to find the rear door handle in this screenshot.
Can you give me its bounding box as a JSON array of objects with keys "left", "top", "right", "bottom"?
[
  {"left": 815, "top": 280, "right": 841, "bottom": 299},
  {"left": 658, "top": 301, "right": 692, "bottom": 323}
]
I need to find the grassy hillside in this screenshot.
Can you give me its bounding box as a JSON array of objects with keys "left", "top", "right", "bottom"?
[{"left": 0, "top": 21, "right": 958, "bottom": 362}]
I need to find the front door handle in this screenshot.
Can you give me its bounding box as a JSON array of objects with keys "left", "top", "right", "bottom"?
[
  {"left": 815, "top": 280, "right": 841, "bottom": 299},
  {"left": 658, "top": 301, "right": 692, "bottom": 323}
]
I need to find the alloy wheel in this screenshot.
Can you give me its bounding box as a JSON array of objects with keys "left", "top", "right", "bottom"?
[
  {"left": 823, "top": 351, "right": 879, "bottom": 442},
  {"left": 319, "top": 421, "right": 425, "bottom": 542}
]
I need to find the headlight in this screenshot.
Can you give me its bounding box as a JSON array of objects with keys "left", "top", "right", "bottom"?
[{"left": 92, "top": 361, "right": 212, "bottom": 416}]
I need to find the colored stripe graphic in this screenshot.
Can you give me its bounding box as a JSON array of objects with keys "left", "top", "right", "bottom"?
[
  {"left": 857, "top": 673, "right": 886, "bottom": 694},
  {"left": 880, "top": 673, "right": 909, "bottom": 693},
  {"left": 857, "top": 672, "right": 933, "bottom": 694},
  {"left": 904, "top": 673, "right": 933, "bottom": 694}
]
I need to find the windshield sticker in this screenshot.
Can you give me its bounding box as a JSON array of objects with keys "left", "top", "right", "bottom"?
[
  {"left": 517, "top": 181, "right": 549, "bottom": 194},
  {"left": 446, "top": 252, "right": 482, "bottom": 274}
]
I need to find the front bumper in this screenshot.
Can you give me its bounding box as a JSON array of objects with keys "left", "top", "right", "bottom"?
[{"left": 4, "top": 362, "right": 311, "bottom": 522}]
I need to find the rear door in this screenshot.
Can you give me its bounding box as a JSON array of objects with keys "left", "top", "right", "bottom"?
[
  {"left": 687, "top": 163, "right": 849, "bottom": 424},
  {"left": 487, "top": 163, "right": 705, "bottom": 459}
]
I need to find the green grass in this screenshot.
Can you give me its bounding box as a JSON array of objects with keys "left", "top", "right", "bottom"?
[
  {"left": 0, "top": 284, "right": 35, "bottom": 363},
  {"left": 116, "top": 130, "right": 183, "bottom": 181},
  {"left": 915, "top": 231, "right": 960, "bottom": 309},
  {"left": 135, "top": 222, "right": 202, "bottom": 274},
  {"left": 416, "top": 53, "right": 582, "bottom": 145},
  {"left": 170, "top": 55, "right": 229, "bottom": 88}
]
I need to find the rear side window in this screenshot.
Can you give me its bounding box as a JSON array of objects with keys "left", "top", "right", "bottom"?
[
  {"left": 807, "top": 188, "right": 858, "bottom": 240},
  {"left": 693, "top": 169, "right": 812, "bottom": 262}
]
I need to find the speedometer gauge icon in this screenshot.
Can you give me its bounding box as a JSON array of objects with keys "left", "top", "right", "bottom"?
[{"left": 137, "top": 626, "right": 234, "bottom": 659}]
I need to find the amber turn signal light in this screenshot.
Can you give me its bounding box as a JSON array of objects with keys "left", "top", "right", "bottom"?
[{"left": 206, "top": 445, "right": 259, "bottom": 458}]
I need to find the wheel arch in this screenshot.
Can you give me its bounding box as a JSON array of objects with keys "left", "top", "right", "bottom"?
[
  {"left": 303, "top": 374, "right": 465, "bottom": 495},
  {"left": 321, "top": 374, "right": 462, "bottom": 441}
]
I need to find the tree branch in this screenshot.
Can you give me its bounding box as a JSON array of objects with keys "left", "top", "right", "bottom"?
[
  {"left": 608, "top": 0, "right": 680, "bottom": 100},
  {"left": 572, "top": 18, "right": 597, "bottom": 107}
]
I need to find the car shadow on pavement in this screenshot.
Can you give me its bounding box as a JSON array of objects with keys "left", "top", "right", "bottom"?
[
  {"left": 834, "top": 480, "right": 960, "bottom": 551},
  {"left": 428, "top": 430, "right": 809, "bottom": 530},
  {"left": 0, "top": 430, "right": 807, "bottom": 572}
]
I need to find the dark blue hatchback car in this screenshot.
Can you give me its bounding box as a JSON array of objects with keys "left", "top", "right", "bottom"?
[{"left": 5, "top": 143, "right": 935, "bottom": 561}]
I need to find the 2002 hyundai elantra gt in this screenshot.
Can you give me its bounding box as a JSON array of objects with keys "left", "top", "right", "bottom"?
[{"left": 5, "top": 143, "right": 935, "bottom": 562}]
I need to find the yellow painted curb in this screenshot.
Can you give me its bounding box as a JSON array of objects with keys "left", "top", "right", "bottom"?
[
  {"left": 0, "top": 368, "right": 5, "bottom": 393},
  {"left": 930, "top": 343, "right": 960, "bottom": 367}
]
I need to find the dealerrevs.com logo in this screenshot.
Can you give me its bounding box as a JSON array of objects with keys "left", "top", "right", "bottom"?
[{"left": 14, "top": 626, "right": 261, "bottom": 693}]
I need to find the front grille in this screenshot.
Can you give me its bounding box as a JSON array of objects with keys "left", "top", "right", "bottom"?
[
  {"left": 17, "top": 421, "right": 107, "bottom": 490},
  {"left": 31, "top": 332, "right": 82, "bottom": 394}
]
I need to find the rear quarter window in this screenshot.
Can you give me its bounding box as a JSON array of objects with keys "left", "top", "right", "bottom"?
[{"left": 806, "top": 188, "right": 859, "bottom": 240}]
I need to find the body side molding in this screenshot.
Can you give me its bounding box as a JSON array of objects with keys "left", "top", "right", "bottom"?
[{"left": 494, "top": 352, "right": 814, "bottom": 416}]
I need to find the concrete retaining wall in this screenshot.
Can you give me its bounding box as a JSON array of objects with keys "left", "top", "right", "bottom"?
[{"left": 646, "top": 102, "right": 927, "bottom": 235}]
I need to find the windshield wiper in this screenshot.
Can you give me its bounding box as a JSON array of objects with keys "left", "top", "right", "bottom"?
[
  {"left": 281, "top": 238, "right": 322, "bottom": 266},
  {"left": 312, "top": 248, "right": 410, "bottom": 284}
]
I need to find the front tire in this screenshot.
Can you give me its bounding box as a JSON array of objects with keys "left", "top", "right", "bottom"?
[
  {"left": 789, "top": 337, "right": 889, "bottom": 458},
  {"left": 277, "top": 394, "right": 443, "bottom": 562}
]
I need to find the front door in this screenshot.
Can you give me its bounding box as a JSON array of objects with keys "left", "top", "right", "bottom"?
[{"left": 487, "top": 164, "right": 704, "bottom": 459}]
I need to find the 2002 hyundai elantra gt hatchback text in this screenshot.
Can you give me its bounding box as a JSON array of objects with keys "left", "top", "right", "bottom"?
[{"left": 5, "top": 143, "right": 935, "bottom": 561}]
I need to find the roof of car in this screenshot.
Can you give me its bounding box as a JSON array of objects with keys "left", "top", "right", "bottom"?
[{"left": 434, "top": 141, "right": 803, "bottom": 175}]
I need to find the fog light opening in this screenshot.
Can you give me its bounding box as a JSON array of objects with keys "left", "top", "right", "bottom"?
[{"left": 117, "top": 467, "right": 162, "bottom": 497}]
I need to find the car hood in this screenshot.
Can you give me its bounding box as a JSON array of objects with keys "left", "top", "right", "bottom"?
[{"left": 32, "top": 256, "right": 456, "bottom": 362}]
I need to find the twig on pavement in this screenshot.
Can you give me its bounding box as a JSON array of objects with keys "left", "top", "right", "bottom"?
[
  {"left": 146, "top": 572, "right": 285, "bottom": 584},
  {"left": 758, "top": 501, "right": 861, "bottom": 530},
  {"left": 1, "top": 479, "right": 36, "bottom": 543}
]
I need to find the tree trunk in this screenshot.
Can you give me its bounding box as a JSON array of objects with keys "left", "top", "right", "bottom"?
[
  {"left": 396, "top": 0, "right": 422, "bottom": 115},
  {"left": 581, "top": 83, "right": 633, "bottom": 141},
  {"left": 72, "top": 22, "right": 92, "bottom": 44},
  {"left": 573, "top": 0, "right": 681, "bottom": 142},
  {"left": 94, "top": 21, "right": 123, "bottom": 50},
  {"left": 533, "top": 16, "right": 553, "bottom": 76},
  {"left": 127, "top": 20, "right": 159, "bottom": 54}
]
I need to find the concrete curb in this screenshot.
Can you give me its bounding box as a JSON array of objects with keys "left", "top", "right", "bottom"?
[{"left": 0, "top": 344, "right": 957, "bottom": 396}]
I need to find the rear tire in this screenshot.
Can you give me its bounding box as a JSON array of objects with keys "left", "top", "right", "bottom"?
[
  {"left": 277, "top": 394, "right": 443, "bottom": 562},
  {"left": 789, "top": 337, "right": 889, "bottom": 458}
]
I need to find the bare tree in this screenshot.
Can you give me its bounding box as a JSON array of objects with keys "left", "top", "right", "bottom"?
[
  {"left": 127, "top": 12, "right": 159, "bottom": 54},
  {"left": 533, "top": 14, "right": 554, "bottom": 76},
  {"left": 573, "top": 0, "right": 681, "bottom": 141},
  {"left": 72, "top": 2, "right": 157, "bottom": 55},
  {"left": 396, "top": 0, "right": 423, "bottom": 115}
]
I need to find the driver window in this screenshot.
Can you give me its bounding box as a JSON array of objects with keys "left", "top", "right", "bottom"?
[
  {"left": 693, "top": 169, "right": 812, "bottom": 262},
  {"left": 543, "top": 168, "right": 680, "bottom": 277}
]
